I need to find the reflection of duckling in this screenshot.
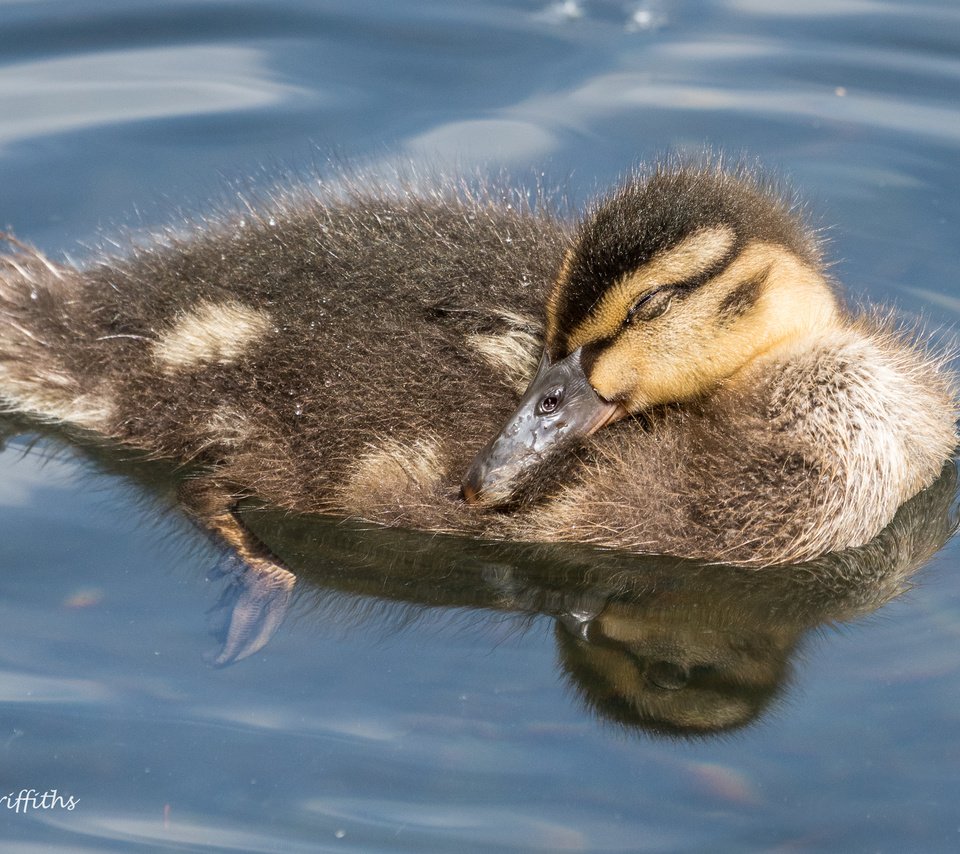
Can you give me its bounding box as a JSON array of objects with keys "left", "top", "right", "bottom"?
[
  {"left": 0, "top": 163, "right": 955, "bottom": 576},
  {"left": 231, "top": 456, "right": 958, "bottom": 732},
  {"left": 554, "top": 458, "right": 958, "bottom": 736}
]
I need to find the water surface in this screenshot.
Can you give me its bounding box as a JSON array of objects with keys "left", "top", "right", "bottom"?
[{"left": 1, "top": 1, "right": 959, "bottom": 850}]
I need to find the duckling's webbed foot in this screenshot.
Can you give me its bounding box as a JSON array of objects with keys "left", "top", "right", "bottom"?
[
  {"left": 204, "top": 550, "right": 294, "bottom": 667},
  {"left": 178, "top": 479, "right": 296, "bottom": 666}
]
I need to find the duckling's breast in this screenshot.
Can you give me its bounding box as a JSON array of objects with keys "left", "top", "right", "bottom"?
[{"left": 495, "top": 326, "right": 957, "bottom": 565}]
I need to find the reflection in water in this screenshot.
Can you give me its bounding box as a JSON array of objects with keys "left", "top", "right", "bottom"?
[
  {"left": 241, "top": 460, "right": 956, "bottom": 738},
  {"left": 1, "top": 413, "right": 956, "bottom": 740},
  {"left": 1, "top": 412, "right": 957, "bottom": 742},
  {"left": 0, "top": 0, "right": 957, "bottom": 848}
]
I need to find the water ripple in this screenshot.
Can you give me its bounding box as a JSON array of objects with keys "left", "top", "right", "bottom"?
[{"left": 0, "top": 45, "right": 301, "bottom": 148}]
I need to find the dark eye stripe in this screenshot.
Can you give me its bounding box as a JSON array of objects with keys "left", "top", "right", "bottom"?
[
  {"left": 625, "top": 286, "right": 676, "bottom": 324},
  {"left": 554, "top": 242, "right": 739, "bottom": 355},
  {"left": 717, "top": 270, "right": 767, "bottom": 323},
  {"left": 578, "top": 336, "right": 615, "bottom": 380}
]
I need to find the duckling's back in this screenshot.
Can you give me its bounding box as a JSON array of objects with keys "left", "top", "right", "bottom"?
[
  {"left": 0, "top": 187, "right": 565, "bottom": 522},
  {"left": 1, "top": 171, "right": 956, "bottom": 568}
]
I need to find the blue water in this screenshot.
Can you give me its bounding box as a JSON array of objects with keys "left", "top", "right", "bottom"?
[{"left": 2, "top": 0, "right": 960, "bottom": 850}]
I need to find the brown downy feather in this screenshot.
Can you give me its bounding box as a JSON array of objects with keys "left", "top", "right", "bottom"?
[
  {"left": 501, "top": 321, "right": 957, "bottom": 565},
  {"left": 0, "top": 165, "right": 955, "bottom": 567}
]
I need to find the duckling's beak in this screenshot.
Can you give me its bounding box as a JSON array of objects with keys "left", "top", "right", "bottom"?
[{"left": 462, "top": 348, "right": 625, "bottom": 506}]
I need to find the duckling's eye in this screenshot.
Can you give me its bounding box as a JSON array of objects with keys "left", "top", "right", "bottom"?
[
  {"left": 647, "top": 660, "right": 689, "bottom": 691},
  {"left": 537, "top": 388, "right": 564, "bottom": 416},
  {"left": 625, "top": 286, "right": 676, "bottom": 326}
]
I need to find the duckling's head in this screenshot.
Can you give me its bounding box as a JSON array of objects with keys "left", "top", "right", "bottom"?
[{"left": 463, "top": 164, "right": 839, "bottom": 507}]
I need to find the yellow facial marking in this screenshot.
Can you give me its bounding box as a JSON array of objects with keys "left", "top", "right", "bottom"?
[
  {"left": 587, "top": 242, "right": 837, "bottom": 409},
  {"left": 563, "top": 226, "right": 736, "bottom": 353},
  {"left": 154, "top": 301, "right": 272, "bottom": 372}
]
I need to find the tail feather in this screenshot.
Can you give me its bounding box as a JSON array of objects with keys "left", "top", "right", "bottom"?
[{"left": 0, "top": 235, "right": 111, "bottom": 431}]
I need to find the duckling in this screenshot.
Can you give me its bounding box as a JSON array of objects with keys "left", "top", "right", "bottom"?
[
  {"left": 0, "top": 162, "right": 954, "bottom": 584},
  {"left": 466, "top": 166, "right": 958, "bottom": 564},
  {"left": 209, "top": 446, "right": 959, "bottom": 723}
]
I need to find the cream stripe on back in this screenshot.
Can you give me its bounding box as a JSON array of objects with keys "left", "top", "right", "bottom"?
[{"left": 154, "top": 301, "right": 273, "bottom": 372}]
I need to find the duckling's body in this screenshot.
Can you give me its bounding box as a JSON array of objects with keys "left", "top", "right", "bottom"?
[
  {"left": 0, "top": 165, "right": 955, "bottom": 570},
  {"left": 0, "top": 186, "right": 559, "bottom": 528},
  {"left": 512, "top": 320, "right": 954, "bottom": 563}
]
